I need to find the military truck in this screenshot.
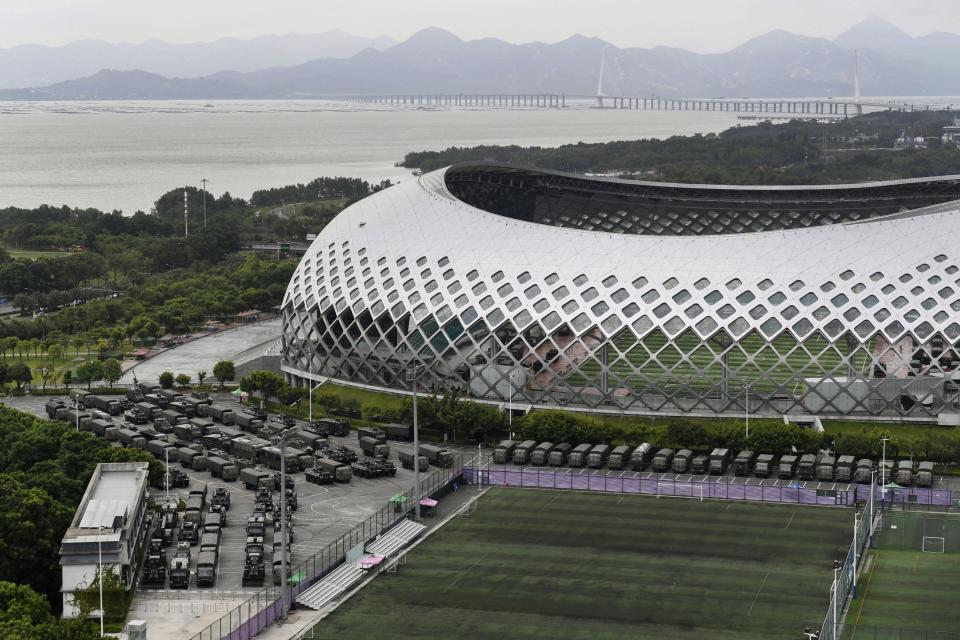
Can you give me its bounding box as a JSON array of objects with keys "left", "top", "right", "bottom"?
[
  {"left": 196, "top": 551, "right": 217, "bottom": 587},
  {"left": 586, "top": 444, "right": 611, "bottom": 469},
  {"left": 917, "top": 461, "right": 934, "bottom": 487},
  {"left": 242, "top": 556, "right": 265, "bottom": 586},
  {"left": 316, "top": 458, "right": 352, "bottom": 482},
  {"left": 567, "top": 443, "right": 593, "bottom": 468},
  {"left": 630, "top": 443, "right": 653, "bottom": 471},
  {"left": 607, "top": 445, "right": 633, "bottom": 470},
  {"left": 835, "top": 456, "right": 856, "bottom": 482},
  {"left": 84, "top": 395, "right": 122, "bottom": 416},
  {"left": 853, "top": 459, "right": 874, "bottom": 483},
  {"left": 169, "top": 553, "right": 190, "bottom": 589},
  {"left": 358, "top": 426, "right": 387, "bottom": 442},
  {"left": 778, "top": 455, "right": 798, "bottom": 479},
  {"left": 708, "top": 448, "right": 731, "bottom": 476},
  {"left": 359, "top": 436, "right": 390, "bottom": 458},
  {"left": 398, "top": 450, "right": 429, "bottom": 472},
  {"left": 690, "top": 454, "right": 709, "bottom": 475},
  {"left": 672, "top": 449, "right": 693, "bottom": 473},
  {"left": 797, "top": 454, "right": 817, "bottom": 481},
  {"left": 895, "top": 460, "right": 914, "bottom": 486},
  {"left": 529, "top": 442, "right": 555, "bottom": 466},
  {"left": 382, "top": 423, "right": 412, "bottom": 440},
  {"left": 233, "top": 412, "right": 264, "bottom": 433},
  {"left": 306, "top": 418, "right": 349, "bottom": 437},
  {"left": 212, "top": 487, "right": 231, "bottom": 510},
  {"left": 816, "top": 454, "right": 837, "bottom": 481},
  {"left": 753, "top": 454, "right": 776, "bottom": 478},
  {"left": 547, "top": 443, "right": 573, "bottom": 467},
  {"left": 651, "top": 448, "right": 675, "bottom": 472},
  {"left": 206, "top": 456, "right": 239, "bottom": 481},
  {"left": 732, "top": 450, "right": 755, "bottom": 477},
  {"left": 419, "top": 444, "right": 454, "bottom": 468},
  {"left": 493, "top": 440, "right": 517, "bottom": 464}
]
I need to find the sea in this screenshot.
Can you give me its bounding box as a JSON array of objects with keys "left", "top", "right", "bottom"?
[{"left": 0, "top": 99, "right": 744, "bottom": 214}]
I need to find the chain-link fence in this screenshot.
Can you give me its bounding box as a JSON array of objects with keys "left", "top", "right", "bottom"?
[
  {"left": 466, "top": 464, "right": 858, "bottom": 506},
  {"left": 833, "top": 624, "right": 960, "bottom": 639},
  {"left": 855, "top": 485, "right": 960, "bottom": 511},
  {"left": 187, "top": 455, "right": 466, "bottom": 640},
  {"left": 818, "top": 480, "right": 879, "bottom": 640}
]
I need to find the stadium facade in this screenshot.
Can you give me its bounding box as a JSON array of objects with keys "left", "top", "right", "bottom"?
[{"left": 281, "top": 163, "right": 960, "bottom": 419}]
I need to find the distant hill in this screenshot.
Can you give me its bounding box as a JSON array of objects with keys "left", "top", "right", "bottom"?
[
  {"left": 0, "top": 31, "right": 397, "bottom": 89},
  {"left": 2, "top": 19, "right": 958, "bottom": 100}
]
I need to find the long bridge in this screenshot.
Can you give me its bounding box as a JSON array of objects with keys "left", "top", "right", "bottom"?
[{"left": 338, "top": 93, "right": 948, "bottom": 116}]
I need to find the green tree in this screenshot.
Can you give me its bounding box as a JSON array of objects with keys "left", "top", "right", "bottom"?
[
  {"left": 37, "top": 364, "right": 56, "bottom": 390},
  {"left": 47, "top": 344, "right": 63, "bottom": 361},
  {"left": 74, "top": 360, "right": 103, "bottom": 390},
  {"left": 175, "top": 373, "right": 191, "bottom": 388},
  {"left": 197, "top": 370, "right": 207, "bottom": 386},
  {"left": 158, "top": 371, "right": 174, "bottom": 389},
  {"left": 6, "top": 362, "right": 31, "bottom": 389},
  {"left": 101, "top": 359, "right": 122, "bottom": 387},
  {"left": 0, "top": 580, "right": 56, "bottom": 640},
  {"left": 212, "top": 360, "right": 235, "bottom": 389}
]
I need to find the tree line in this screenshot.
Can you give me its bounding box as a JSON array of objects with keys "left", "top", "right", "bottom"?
[
  {"left": 0, "top": 406, "right": 162, "bottom": 637},
  {"left": 400, "top": 110, "right": 960, "bottom": 183}
]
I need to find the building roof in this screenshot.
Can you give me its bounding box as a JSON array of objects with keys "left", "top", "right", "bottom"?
[{"left": 63, "top": 462, "right": 149, "bottom": 541}]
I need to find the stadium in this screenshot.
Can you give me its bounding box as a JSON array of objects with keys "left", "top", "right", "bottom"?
[{"left": 280, "top": 163, "right": 960, "bottom": 419}]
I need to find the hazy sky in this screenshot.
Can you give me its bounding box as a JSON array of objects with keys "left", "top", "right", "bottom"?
[{"left": 2, "top": 0, "right": 957, "bottom": 51}]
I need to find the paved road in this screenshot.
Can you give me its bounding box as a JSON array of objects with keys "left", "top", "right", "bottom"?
[{"left": 120, "top": 319, "right": 281, "bottom": 384}]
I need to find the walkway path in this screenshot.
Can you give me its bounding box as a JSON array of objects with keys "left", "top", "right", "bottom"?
[{"left": 119, "top": 319, "right": 281, "bottom": 384}]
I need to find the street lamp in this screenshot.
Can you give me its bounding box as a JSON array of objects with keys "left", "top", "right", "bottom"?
[
  {"left": 164, "top": 448, "right": 170, "bottom": 501},
  {"left": 508, "top": 369, "right": 518, "bottom": 440},
  {"left": 273, "top": 429, "right": 292, "bottom": 622},
  {"left": 406, "top": 361, "right": 426, "bottom": 521},
  {"left": 97, "top": 525, "right": 105, "bottom": 638},
  {"left": 880, "top": 435, "right": 890, "bottom": 508},
  {"left": 744, "top": 383, "right": 751, "bottom": 442}
]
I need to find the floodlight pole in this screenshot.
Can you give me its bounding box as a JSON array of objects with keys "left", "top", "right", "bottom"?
[
  {"left": 200, "top": 178, "right": 208, "bottom": 228},
  {"left": 274, "top": 430, "right": 291, "bottom": 622},
  {"left": 744, "top": 383, "right": 750, "bottom": 442},
  {"left": 508, "top": 369, "right": 514, "bottom": 440},
  {"left": 832, "top": 559, "right": 841, "bottom": 638},
  {"left": 407, "top": 362, "right": 425, "bottom": 521},
  {"left": 852, "top": 509, "right": 858, "bottom": 599},
  {"left": 98, "top": 525, "right": 104, "bottom": 638},
  {"left": 880, "top": 435, "right": 889, "bottom": 508}
]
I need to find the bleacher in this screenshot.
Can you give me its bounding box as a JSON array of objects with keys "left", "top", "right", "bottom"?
[
  {"left": 295, "top": 563, "right": 366, "bottom": 611},
  {"left": 365, "top": 519, "right": 427, "bottom": 557}
]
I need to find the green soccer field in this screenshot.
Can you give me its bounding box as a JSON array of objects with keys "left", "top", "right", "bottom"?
[
  {"left": 305, "top": 488, "right": 852, "bottom": 640},
  {"left": 846, "top": 512, "right": 960, "bottom": 637}
]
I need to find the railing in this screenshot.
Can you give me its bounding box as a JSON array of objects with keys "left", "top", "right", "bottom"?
[
  {"left": 466, "top": 464, "right": 858, "bottom": 506},
  {"left": 833, "top": 625, "right": 960, "bottom": 639},
  {"left": 818, "top": 479, "right": 879, "bottom": 640},
  {"left": 187, "top": 456, "right": 466, "bottom": 640}
]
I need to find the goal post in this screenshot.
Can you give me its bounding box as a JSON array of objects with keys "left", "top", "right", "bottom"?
[{"left": 922, "top": 536, "right": 945, "bottom": 554}]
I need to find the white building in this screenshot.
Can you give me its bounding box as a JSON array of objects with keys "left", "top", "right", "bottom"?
[
  {"left": 280, "top": 163, "right": 960, "bottom": 419},
  {"left": 59, "top": 462, "right": 150, "bottom": 618}
]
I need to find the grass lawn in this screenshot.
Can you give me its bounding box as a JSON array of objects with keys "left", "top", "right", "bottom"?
[
  {"left": 308, "top": 488, "right": 850, "bottom": 640},
  {"left": 313, "top": 382, "right": 405, "bottom": 412},
  {"left": 847, "top": 512, "right": 960, "bottom": 637},
  {"left": 4, "top": 248, "right": 69, "bottom": 260}
]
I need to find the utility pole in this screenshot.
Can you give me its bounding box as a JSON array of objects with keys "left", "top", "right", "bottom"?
[
  {"left": 183, "top": 189, "right": 189, "bottom": 238},
  {"left": 98, "top": 525, "right": 105, "bottom": 638},
  {"left": 200, "top": 178, "right": 209, "bottom": 228},
  {"left": 164, "top": 448, "right": 169, "bottom": 501},
  {"left": 407, "top": 361, "right": 425, "bottom": 521}
]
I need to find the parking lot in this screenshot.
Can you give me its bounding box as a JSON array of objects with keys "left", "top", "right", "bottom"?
[{"left": 6, "top": 392, "right": 461, "bottom": 638}]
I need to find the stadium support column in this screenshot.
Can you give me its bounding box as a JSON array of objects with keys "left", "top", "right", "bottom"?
[{"left": 601, "top": 343, "right": 608, "bottom": 395}]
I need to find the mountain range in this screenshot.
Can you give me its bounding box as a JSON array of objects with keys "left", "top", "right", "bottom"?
[
  {"left": 0, "top": 31, "right": 397, "bottom": 89},
  {"left": 2, "top": 18, "right": 958, "bottom": 100}
]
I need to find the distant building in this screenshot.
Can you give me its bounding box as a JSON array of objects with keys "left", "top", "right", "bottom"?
[
  {"left": 942, "top": 124, "right": 960, "bottom": 150},
  {"left": 59, "top": 462, "right": 150, "bottom": 618},
  {"left": 894, "top": 132, "right": 927, "bottom": 150}
]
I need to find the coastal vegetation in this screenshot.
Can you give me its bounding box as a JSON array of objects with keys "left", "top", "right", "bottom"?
[{"left": 401, "top": 110, "right": 960, "bottom": 183}]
